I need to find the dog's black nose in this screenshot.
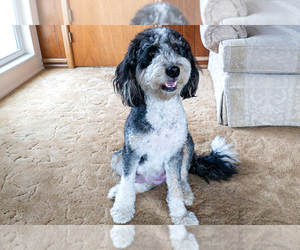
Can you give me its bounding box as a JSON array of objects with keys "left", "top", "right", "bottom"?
[{"left": 166, "top": 66, "right": 180, "bottom": 78}]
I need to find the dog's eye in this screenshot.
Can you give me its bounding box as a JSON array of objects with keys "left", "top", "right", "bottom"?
[
  {"left": 173, "top": 45, "right": 180, "bottom": 54},
  {"left": 149, "top": 50, "right": 156, "bottom": 57}
]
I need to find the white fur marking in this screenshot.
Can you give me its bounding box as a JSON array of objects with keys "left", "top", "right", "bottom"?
[{"left": 211, "top": 136, "right": 240, "bottom": 163}]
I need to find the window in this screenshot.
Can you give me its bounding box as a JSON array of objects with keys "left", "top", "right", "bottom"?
[
  {"left": 0, "top": 0, "right": 43, "bottom": 99},
  {"left": 0, "top": 0, "right": 25, "bottom": 66},
  {"left": 0, "top": 26, "right": 25, "bottom": 66}
]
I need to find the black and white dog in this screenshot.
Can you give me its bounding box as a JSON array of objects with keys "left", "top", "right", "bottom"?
[{"left": 108, "top": 27, "right": 239, "bottom": 225}]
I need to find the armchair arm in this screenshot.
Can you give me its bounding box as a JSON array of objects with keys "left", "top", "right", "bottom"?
[
  {"left": 200, "top": 0, "right": 247, "bottom": 25},
  {"left": 200, "top": 25, "right": 247, "bottom": 53}
]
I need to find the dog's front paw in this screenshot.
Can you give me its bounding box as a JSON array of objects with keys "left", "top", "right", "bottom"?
[
  {"left": 110, "top": 206, "right": 135, "bottom": 224},
  {"left": 110, "top": 225, "right": 135, "bottom": 249},
  {"left": 171, "top": 232, "right": 199, "bottom": 250},
  {"left": 172, "top": 211, "right": 199, "bottom": 225},
  {"left": 107, "top": 184, "right": 120, "bottom": 199}
]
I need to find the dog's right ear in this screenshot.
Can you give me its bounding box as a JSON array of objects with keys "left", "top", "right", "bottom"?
[
  {"left": 113, "top": 49, "right": 145, "bottom": 107},
  {"left": 180, "top": 51, "right": 200, "bottom": 99}
]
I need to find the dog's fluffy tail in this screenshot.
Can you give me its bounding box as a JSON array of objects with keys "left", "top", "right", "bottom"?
[{"left": 189, "top": 136, "right": 240, "bottom": 183}]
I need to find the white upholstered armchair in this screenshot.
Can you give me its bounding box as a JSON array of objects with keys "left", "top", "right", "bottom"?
[{"left": 200, "top": 1, "right": 300, "bottom": 127}]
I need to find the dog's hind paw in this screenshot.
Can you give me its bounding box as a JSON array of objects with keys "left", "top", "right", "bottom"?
[
  {"left": 183, "top": 194, "right": 194, "bottom": 207},
  {"left": 107, "top": 184, "right": 120, "bottom": 199},
  {"left": 172, "top": 211, "right": 199, "bottom": 225},
  {"left": 110, "top": 206, "right": 135, "bottom": 224},
  {"left": 181, "top": 183, "right": 194, "bottom": 206}
]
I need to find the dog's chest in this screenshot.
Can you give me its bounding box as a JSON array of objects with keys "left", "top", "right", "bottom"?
[
  {"left": 135, "top": 98, "right": 187, "bottom": 158},
  {"left": 139, "top": 121, "right": 186, "bottom": 155},
  {"left": 134, "top": 107, "right": 187, "bottom": 184}
]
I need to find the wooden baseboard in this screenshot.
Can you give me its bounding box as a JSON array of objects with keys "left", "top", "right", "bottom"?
[
  {"left": 195, "top": 56, "right": 209, "bottom": 61},
  {"left": 41, "top": 57, "right": 208, "bottom": 69},
  {"left": 42, "top": 58, "right": 68, "bottom": 64},
  {"left": 196, "top": 56, "right": 208, "bottom": 69},
  {"left": 42, "top": 58, "right": 68, "bottom": 68},
  {"left": 44, "top": 64, "right": 68, "bottom": 68}
]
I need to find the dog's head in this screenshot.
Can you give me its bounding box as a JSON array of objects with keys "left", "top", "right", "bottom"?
[{"left": 113, "top": 27, "right": 199, "bottom": 107}]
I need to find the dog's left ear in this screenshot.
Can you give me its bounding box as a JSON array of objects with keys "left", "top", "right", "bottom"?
[{"left": 180, "top": 57, "right": 200, "bottom": 99}]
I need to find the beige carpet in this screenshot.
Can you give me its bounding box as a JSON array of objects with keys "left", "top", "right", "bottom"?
[
  {"left": 1, "top": 225, "right": 300, "bottom": 249},
  {"left": 1, "top": 67, "right": 300, "bottom": 225}
]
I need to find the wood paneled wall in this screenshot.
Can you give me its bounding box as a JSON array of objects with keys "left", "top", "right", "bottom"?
[
  {"left": 35, "top": 0, "right": 201, "bottom": 25},
  {"left": 69, "top": 0, "right": 154, "bottom": 25},
  {"left": 36, "top": 25, "right": 68, "bottom": 67},
  {"left": 68, "top": 25, "right": 208, "bottom": 67},
  {"left": 69, "top": 26, "right": 152, "bottom": 66},
  {"left": 36, "top": 26, "right": 66, "bottom": 58},
  {"left": 35, "top": 0, "right": 208, "bottom": 68},
  {"left": 36, "top": 0, "right": 64, "bottom": 24},
  {"left": 164, "top": 0, "right": 201, "bottom": 25},
  {"left": 37, "top": 25, "right": 208, "bottom": 67}
]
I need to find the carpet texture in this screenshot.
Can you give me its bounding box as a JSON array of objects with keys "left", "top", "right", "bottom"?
[{"left": 0, "top": 67, "right": 300, "bottom": 225}]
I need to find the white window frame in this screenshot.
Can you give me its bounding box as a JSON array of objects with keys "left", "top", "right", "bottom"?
[
  {"left": 0, "top": 0, "right": 27, "bottom": 66},
  {"left": 0, "top": 25, "right": 26, "bottom": 67},
  {"left": 0, "top": 0, "right": 43, "bottom": 99}
]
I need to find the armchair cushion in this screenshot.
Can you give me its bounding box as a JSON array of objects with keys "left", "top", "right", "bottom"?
[
  {"left": 200, "top": 0, "right": 247, "bottom": 25},
  {"left": 200, "top": 25, "right": 247, "bottom": 53}
]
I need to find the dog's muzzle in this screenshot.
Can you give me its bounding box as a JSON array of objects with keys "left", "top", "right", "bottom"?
[{"left": 162, "top": 66, "right": 180, "bottom": 92}]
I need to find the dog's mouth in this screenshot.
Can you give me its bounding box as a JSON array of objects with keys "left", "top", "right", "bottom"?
[{"left": 161, "top": 81, "right": 177, "bottom": 92}]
